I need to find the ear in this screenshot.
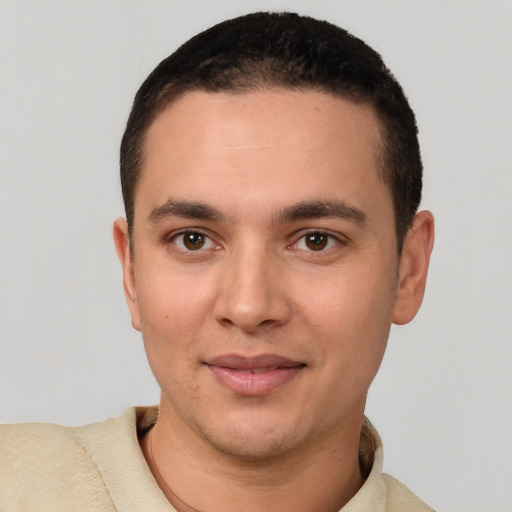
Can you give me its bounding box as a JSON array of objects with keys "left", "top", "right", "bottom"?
[
  {"left": 392, "top": 210, "right": 435, "bottom": 325},
  {"left": 113, "top": 218, "right": 141, "bottom": 331}
]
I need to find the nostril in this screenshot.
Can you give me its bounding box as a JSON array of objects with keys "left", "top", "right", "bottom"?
[{"left": 212, "top": 259, "right": 292, "bottom": 332}]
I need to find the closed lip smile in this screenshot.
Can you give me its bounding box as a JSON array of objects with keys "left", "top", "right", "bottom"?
[{"left": 205, "top": 354, "right": 306, "bottom": 396}]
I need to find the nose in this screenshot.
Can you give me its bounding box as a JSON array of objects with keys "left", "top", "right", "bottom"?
[{"left": 213, "top": 246, "right": 292, "bottom": 333}]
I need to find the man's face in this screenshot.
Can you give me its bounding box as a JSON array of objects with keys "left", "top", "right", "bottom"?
[{"left": 122, "top": 90, "right": 402, "bottom": 459}]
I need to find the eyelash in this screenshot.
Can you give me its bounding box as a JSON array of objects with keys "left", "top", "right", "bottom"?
[
  {"left": 288, "top": 230, "right": 345, "bottom": 253},
  {"left": 167, "top": 229, "right": 220, "bottom": 252},
  {"left": 166, "top": 229, "right": 346, "bottom": 254}
]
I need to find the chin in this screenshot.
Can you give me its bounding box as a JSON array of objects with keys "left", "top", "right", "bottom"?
[
  {"left": 203, "top": 432, "right": 293, "bottom": 463},
  {"left": 194, "top": 414, "right": 305, "bottom": 463}
]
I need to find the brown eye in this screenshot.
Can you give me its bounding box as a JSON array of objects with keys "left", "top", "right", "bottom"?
[
  {"left": 290, "top": 232, "right": 340, "bottom": 253},
  {"left": 171, "top": 231, "right": 220, "bottom": 253},
  {"left": 305, "top": 233, "right": 328, "bottom": 251},
  {"left": 182, "top": 232, "right": 206, "bottom": 250}
]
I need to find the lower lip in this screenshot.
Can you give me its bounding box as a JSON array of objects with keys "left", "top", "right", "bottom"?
[{"left": 207, "top": 365, "right": 304, "bottom": 396}]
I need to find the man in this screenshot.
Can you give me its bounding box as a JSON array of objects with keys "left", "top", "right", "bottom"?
[{"left": 0, "top": 12, "right": 434, "bottom": 512}]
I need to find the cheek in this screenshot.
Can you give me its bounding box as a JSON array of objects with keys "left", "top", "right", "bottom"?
[
  {"left": 301, "top": 263, "right": 396, "bottom": 373},
  {"left": 134, "top": 270, "right": 214, "bottom": 375},
  {"left": 136, "top": 261, "right": 213, "bottom": 328}
]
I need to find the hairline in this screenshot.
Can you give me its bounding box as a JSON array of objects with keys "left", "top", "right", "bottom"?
[{"left": 130, "top": 84, "right": 398, "bottom": 253}]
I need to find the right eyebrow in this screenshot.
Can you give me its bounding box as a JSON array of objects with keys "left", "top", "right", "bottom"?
[
  {"left": 148, "top": 199, "right": 223, "bottom": 223},
  {"left": 276, "top": 199, "right": 367, "bottom": 225}
]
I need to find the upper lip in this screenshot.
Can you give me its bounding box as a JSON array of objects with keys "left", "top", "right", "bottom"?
[{"left": 205, "top": 354, "right": 305, "bottom": 370}]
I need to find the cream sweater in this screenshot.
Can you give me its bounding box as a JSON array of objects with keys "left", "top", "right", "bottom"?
[{"left": 0, "top": 407, "right": 433, "bottom": 511}]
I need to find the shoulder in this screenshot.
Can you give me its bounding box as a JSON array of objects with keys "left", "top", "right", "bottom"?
[
  {"left": 0, "top": 420, "right": 86, "bottom": 473},
  {"left": 0, "top": 416, "right": 125, "bottom": 511},
  {"left": 383, "top": 474, "right": 435, "bottom": 512},
  {"left": 355, "top": 419, "right": 434, "bottom": 512},
  {"left": 0, "top": 408, "right": 159, "bottom": 511}
]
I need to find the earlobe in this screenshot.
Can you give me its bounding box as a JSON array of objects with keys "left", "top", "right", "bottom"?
[
  {"left": 392, "top": 210, "right": 435, "bottom": 325},
  {"left": 113, "top": 218, "right": 142, "bottom": 331}
]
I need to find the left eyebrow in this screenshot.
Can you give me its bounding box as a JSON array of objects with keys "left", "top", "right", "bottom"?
[
  {"left": 276, "top": 200, "right": 367, "bottom": 225},
  {"left": 148, "top": 199, "right": 224, "bottom": 223}
]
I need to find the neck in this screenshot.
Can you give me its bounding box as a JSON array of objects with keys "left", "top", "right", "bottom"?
[{"left": 140, "top": 404, "right": 366, "bottom": 512}]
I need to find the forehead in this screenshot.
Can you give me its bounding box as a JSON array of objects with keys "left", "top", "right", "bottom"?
[
  {"left": 145, "top": 88, "right": 382, "bottom": 154},
  {"left": 137, "top": 89, "right": 388, "bottom": 219}
]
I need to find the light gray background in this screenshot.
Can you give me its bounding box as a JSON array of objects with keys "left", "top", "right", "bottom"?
[{"left": 1, "top": 1, "right": 511, "bottom": 510}]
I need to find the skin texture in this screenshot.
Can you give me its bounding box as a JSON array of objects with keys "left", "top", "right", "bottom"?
[{"left": 114, "top": 90, "right": 434, "bottom": 512}]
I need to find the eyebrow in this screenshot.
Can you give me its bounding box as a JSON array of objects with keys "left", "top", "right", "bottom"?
[
  {"left": 148, "top": 199, "right": 223, "bottom": 223},
  {"left": 148, "top": 198, "right": 366, "bottom": 226},
  {"left": 276, "top": 200, "right": 367, "bottom": 225}
]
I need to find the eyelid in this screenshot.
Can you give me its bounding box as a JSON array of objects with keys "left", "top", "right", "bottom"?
[
  {"left": 166, "top": 228, "right": 221, "bottom": 251},
  {"left": 288, "top": 229, "right": 349, "bottom": 251},
  {"left": 163, "top": 227, "right": 348, "bottom": 252},
  {"left": 165, "top": 227, "right": 208, "bottom": 241}
]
